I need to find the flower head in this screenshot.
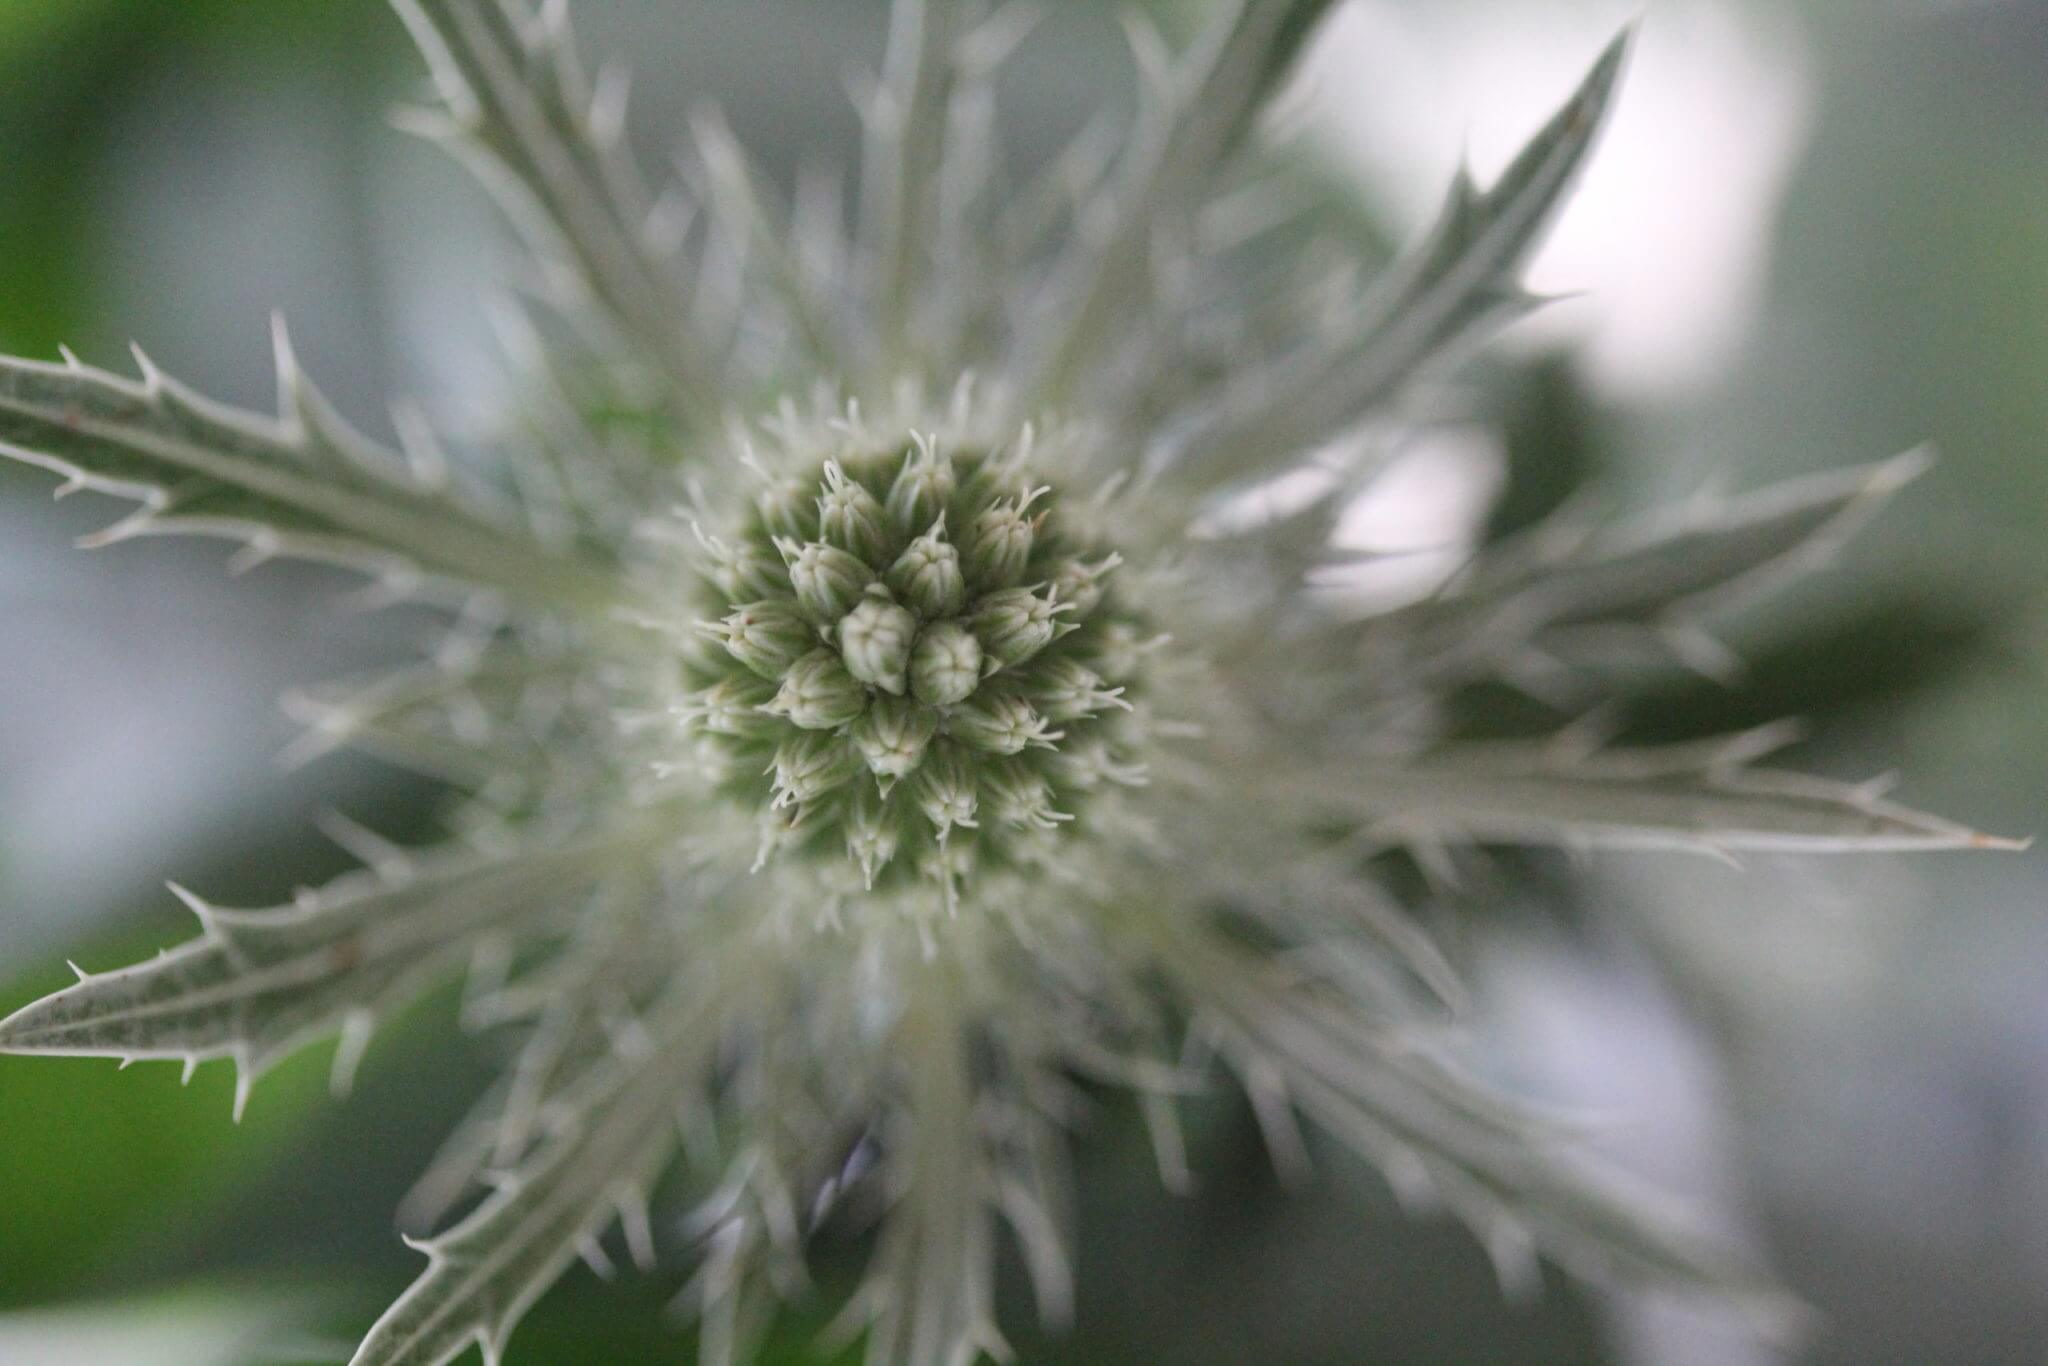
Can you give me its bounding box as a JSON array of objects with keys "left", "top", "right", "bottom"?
[
  {"left": 658, "top": 433, "right": 1150, "bottom": 900},
  {"left": 0, "top": 3, "right": 2006, "bottom": 1364}
]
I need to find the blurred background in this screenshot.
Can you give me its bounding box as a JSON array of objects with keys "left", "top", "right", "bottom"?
[{"left": 0, "top": 1, "right": 2042, "bottom": 1362}]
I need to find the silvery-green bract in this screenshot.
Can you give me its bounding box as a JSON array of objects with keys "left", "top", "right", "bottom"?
[{"left": 0, "top": 3, "right": 2005, "bottom": 1363}]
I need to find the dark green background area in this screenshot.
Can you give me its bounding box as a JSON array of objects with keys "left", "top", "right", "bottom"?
[{"left": 0, "top": 2, "right": 2042, "bottom": 1363}]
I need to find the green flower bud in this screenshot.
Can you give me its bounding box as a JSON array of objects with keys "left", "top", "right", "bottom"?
[
  {"left": 1047, "top": 552, "right": 1121, "bottom": 618},
  {"left": 1094, "top": 620, "right": 1165, "bottom": 683},
  {"left": 1022, "top": 658, "right": 1128, "bottom": 721},
  {"left": 962, "top": 486, "right": 1047, "bottom": 588},
  {"left": 683, "top": 676, "right": 781, "bottom": 738},
  {"left": 837, "top": 589, "right": 918, "bottom": 695},
  {"left": 910, "top": 621, "right": 984, "bottom": 706},
  {"left": 763, "top": 649, "right": 867, "bottom": 730},
  {"left": 971, "top": 586, "right": 1069, "bottom": 670},
  {"left": 671, "top": 622, "right": 728, "bottom": 677},
  {"left": 851, "top": 694, "right": 938, "bottom": 780},
  {"left": 706, "top": 599, "right": 815, "bottom": 679},
  {"left": 780, "top": 538, "right": 875, "bottom": 622},
  {"left": 817, "top": 460, "right": 891, "bottom": 564},
  {"left": 1050, "top": 738, "right": 1148, "bottom": 792},
  {"left": 886, "top": 436, "right": 955, "bottom": 534},
  {"left": 948, "top": 693, "right": 1061, "bottom": 755},
  {"left": 887, "top": 519, "right": 967, "bottom": 618},
  {"left": 756, "top": 476, "right": 812, "bottom": 541},
  {"left": 844, "top": 794, "right": 900, "bottom": 891},
  {"left": 982, "top": 762, "right": 1072, "bottom": 829},
  {"left": 694, "top": 526, "right": 789, "bottom": 602},
  {"left": 710, "top": 542, "right": 788, "bottom": 602},
  {"left": 769, "top": 731, "right": 861, "bottom": 809},
  {"left": 914, "top": 749, "right": 979, "bottom": 835}
]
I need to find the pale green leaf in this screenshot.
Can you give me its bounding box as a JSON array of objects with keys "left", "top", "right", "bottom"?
[
  {"left": 838, "top": 998, "right": 1008, "bottom": 1366},
  {"left": 351, "top": 985, "right": 723, "bottom": 1366},
  {"left": 1149, "top": 922, "right": 1805, "bottom": 1326},
  {"left": 1348, "top": 452, "right": 1932, "bottom": 692},
  {"left": 1289, "top": 729, "right": 2003, "bottom": 854},
  {"left": 391, "top": 0, "right": 713, "bottom": 410},
  {"left": 1170, "top": 29, "right": 1631, "bottom": 488},
  {"left": 399, "top": 891, "right": 673, "bottom": 1232},
  {"left": 0, "top": 330, "right": 621, "bottom": 612},
  {"left": 688, "top": 107, "right": 850, "bottom": 373},
  {"left": 280, "top": 653, "right": 586, "bottom": 787},
  {"left": 1026, "top": 0, "right": 1344, "bottom": 405},
  {"left": 857, "top": 0, "right": 968, "bottom": 359},
  {"left": 0, "top": 831, "right": 653, "bottom": 1112}
]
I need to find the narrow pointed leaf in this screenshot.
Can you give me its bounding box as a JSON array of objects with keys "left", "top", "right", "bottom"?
[
  {"left": 1028, "top": 0, "right": 1343, "bottom": 403},
  {"left": 689, "top": 108, "right": 848, "bottom": 371},
  {"left": 282, "top": 655, "right": 584, "bottom": 786},
  {"left": 392, "top": 0, "right": 713, "bottom": 408},
  {"left": 1291, "top": 732, "right": 1995, "bottom": 853},
  {"left": 858, "top": 0, "right": 968, "bottom": 358},
  {"left": 1151, "top": 923, "right": 1803, "bottom": 1326},
  {"left": 0, "top": 833, "right": 651, "bottom": 1080},
  {"left": 846, "top": 1002, "right": 1005, "bottom": 1366},
  {"left": 400, "top": 897, "right": 675, "bottom": 1231},
  {"left": 1170, "top": 29, "right": 1631, "bottom": 487},
  {"left": 352, "top": 986, "right": 724, "bottom": 1366},
  {"left": 1349, "top": 453, "right": 1930, "bottom": 690},
  {"left": 0, "top": 339, "right": 621, "bottom": 611}
]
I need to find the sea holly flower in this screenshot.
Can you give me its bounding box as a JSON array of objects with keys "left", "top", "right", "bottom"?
[{"left": 0, "top": 2, "right": 2013, "bottom": 1364}]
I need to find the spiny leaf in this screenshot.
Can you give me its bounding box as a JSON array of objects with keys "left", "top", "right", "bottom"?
[
  {"left": 400, "top": 893, "right": 673, "bottom": 1232},
  {"left": 281, "top": 654, "right": 585, "bottom": 787},
  {"left": 0, "top": 831, "right": 654, "bottom": 1112},
  {"left": 391, "top": 0, "right": 713, "bottom": 412},
  {"left": 0, "top": 329, "right": 621, "bottom": 612},
  {"left": 838, "top": 999, "right": 1007, "bottom": 1366},
  {"left": 689, "top": 107, "right": 850, "bottom": 374},
  {"left": 397, "top": 1002, "right": 618, "bottom": 1236},
  {"left": 1169, "top": 29, "right": 1631, "bottom": 488},
  {"left": 352, "top": 985, "right": 724, "bottom": 1366},
  {"left": 1026, "top": 0, "right": 1344, "bottom": 405},
  {"left": 857, "top": 0, "right": 970, "bottom": 360},
  {"left": 1149, "top": 921, "right": 1804, "bottom": 1327},
  {"left": 1118, "top": 0, "right": 1341, "bottom": 242},
  {"left": 1349, "top": 452, "right": 1932, "bottom": 693},
  {"left": 1292, "top": 727, "right": 2005, "bottom": 854}
]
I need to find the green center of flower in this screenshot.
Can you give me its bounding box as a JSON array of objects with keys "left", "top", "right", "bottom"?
[{"left": 683, "top": 437, "right": 1152, "bottom": 894}]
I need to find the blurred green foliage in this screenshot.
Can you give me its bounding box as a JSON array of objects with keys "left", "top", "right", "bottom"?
[{"left": 0, "top": 916, "right": 328, "bottom": 1308}]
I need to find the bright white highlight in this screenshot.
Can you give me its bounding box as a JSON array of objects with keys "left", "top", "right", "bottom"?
[{"left": 1301, "top": 1, "right": 1813, "bottom": 398}]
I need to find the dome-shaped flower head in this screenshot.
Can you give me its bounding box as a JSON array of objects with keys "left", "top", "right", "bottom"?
[{"left": 0, "top": 2, "right": 2013, "bottom": 1364}]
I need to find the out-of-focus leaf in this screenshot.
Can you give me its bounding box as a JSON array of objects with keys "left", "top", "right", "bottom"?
[
  {"left": 1026, "top": 0, "right": 1347, "bottom": 405},
  {"left": 1345, "top": 454, "right": 1930, "bottom": 701},
  {"left": 1484, "top": 355, "right": 1607, "bottom": 545},
  {"left": 392, "top": 0, "right": 713, "bottom": 417},
  {"left": 1165, "top": 29, "right": 1631, "bottom": 489},
  {"left": 1281, "top": 728, "right": 2004, "bottom": 854},
  {"left": 455, "top": 1283, "right": 865, "bottom": 1366},
  {"left": 0, "top": 1283, "right": 329, "bottom": 1366}
]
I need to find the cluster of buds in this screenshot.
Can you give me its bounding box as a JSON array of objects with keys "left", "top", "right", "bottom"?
[{"left": 684, "top": 437, "right": 1148, "bottom": 893}]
